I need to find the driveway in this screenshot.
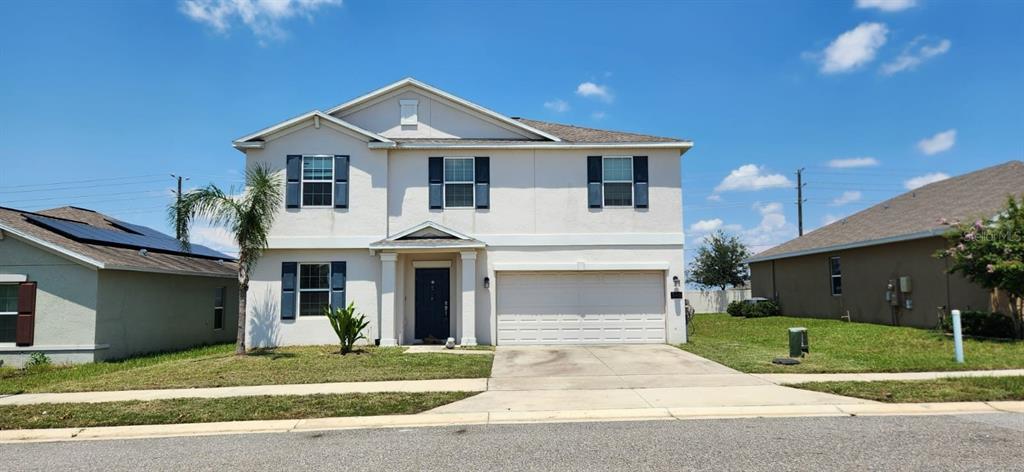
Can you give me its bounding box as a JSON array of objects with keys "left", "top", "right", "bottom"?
[{"left": 430, "top": 345, "right": 869, "bottom": 413}]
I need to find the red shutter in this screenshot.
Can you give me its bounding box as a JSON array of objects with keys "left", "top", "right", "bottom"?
[{"left": 15, "top": 282, "right": 36, "bottom": 346}]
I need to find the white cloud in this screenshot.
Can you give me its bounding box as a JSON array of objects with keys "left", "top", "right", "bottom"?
[
  {"left": 576, "top": 82, "right": 613, "bottom": 102},
  {"left": 917, "top": 129, "right": 956, "bottom": 155},
  {"left": 690, "top": 219, "right": 724, "bottom": 233},
  {"left": 819, "top": 22, "right": 889, "bottom": 74},
  {"left": 179, "top": 0, "right": 342, "bottom": 41},
  {"left": 856, "top": 0, "right": 917, "bottom": 12},
  {"left": 191, "top": 225, "right": 239, "bottom": 255},
  {"left": 543, "top": 99, "right": 569, "bottom": 113},
  {"left": 882, "top": 37, "right": 951, "bottom": 75},
  {"left": 904, "top": 172, "right": 950, "bottom": 190},
  {"left": 823, "top": 214, "right": 841, "bottom": 225},
  {"left": 828, "top": 157, "right": 879, "bottom": 168},
  {"left": 590, "top": 111, "right": 607, "bottom": 120},
  {"left": 831, "top": 190, "right": 863, "bottom": 206},
  {"left": 714, "top": 164, "right": 794, "bottom": 192},
  {"left": 744, "top": 202, "right": 797, "bottom": 250},
  {"left": 706, "top": 194, "right": 722, "bottom": 202}
]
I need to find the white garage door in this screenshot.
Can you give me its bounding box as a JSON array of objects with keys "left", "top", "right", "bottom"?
[{"left": 497, "top": 271, "right": 666, "bottom": 345}]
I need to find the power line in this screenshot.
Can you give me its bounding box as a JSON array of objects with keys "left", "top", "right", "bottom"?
[{"left": 0, "top": 173, "right": 166, "bottom": 190}]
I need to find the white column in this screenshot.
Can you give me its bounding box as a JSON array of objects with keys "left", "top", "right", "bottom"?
[
  {"left": 379, "top": 252, "right": 398, "bottom": 346},
  {"left": 460, "top": 250, "right": 478, "bottom": 346}
]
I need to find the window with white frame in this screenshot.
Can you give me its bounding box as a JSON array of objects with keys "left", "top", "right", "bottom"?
[
  {"left": 213, "top": 286, "right": 226, "bottom": 330},
  {"left": 829, "top": 256, "right": 842, "bottom": 296},
  {"left": 0, "top": 284, "right": 17, "bottom": 343},
  {"left": 298, "top": 263, "right": 330, "bottom": 316},
  {"left": 444, "top": 157, "right": 474, "bottom": 208},
  {"left": 603, "top": 156, "right": 633, "bottom": 207},
  {"left": 302, "top": 156, "right": 333, "bottom": 207},
  {"left": 400, "top": 99, "right": 418, "bottom": 126}
]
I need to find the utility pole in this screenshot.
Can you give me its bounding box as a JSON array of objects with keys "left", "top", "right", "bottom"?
[
  {"left": 796, "top": 168, "right": 806, "bottom": 236},
  {"left": 171, "top": 174, "right": 189, "bottom": 239}
]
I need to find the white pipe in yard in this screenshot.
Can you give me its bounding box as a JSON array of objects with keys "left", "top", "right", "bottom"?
[{"left": 951, "top": 309, "right": 965, "bottom": 363}]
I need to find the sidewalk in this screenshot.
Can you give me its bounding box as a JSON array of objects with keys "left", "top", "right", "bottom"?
[
  {"left": 4, "top": 401, "right": 1023, "bottom": 444},
  {"left": 0, "top": 378, "right": 487, "bottom": 406},
  {"left": 754, "top": 369, "right": 1024, "bottom": 385}
]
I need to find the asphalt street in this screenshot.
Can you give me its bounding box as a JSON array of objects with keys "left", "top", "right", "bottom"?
[{"left": 3, "top": 413, "right": 1023, "bottom": 471}]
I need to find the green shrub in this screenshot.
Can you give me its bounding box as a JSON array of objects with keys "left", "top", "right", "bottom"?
[
  {"left": 325, "top": 302, "right": 370, "bottom": 355},
  {"left": 25, "top": 352, "right": 51, "bottom": 370},
  {"left": 742, "top": 300, "right": 781, "bottom": 318},
  {"left": 726, "top": 300, "right": 745, "bottom": 317},
  {"left": 939, "top": 311, "right": 1016, "bottom": 339}
]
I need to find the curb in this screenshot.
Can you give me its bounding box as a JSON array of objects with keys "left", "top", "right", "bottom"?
[{"left": 3, "top": 401, "right": 1022, "bottom": 444}]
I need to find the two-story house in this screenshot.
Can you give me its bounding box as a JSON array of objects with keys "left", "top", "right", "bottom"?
[{"left": 234, "top": 78, "right": 692, "bottom": 347}]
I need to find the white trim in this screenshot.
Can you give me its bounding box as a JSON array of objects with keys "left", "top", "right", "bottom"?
[
  {"left": 0, "top": 344, "right": 110, "bottom": 353},
  {"left": 494, "top": 262, "right": 670, "bottom": 272},
  {"left": 602, "top": 155, "right": 634, "bottom": 208},
  {"left": 300, "top": 155, "right": 335, "bottom": 208},
  {"left": 0, "top": 274, "right": 28, "bottom": 283},
  {"left": 370, "top": 241, "right": 486, "bottom": 250},
  {"left": 829, "top": 256, "right": 842, "bottom": 297},
  {"left": 479, "top": 233, "right": 683, "bottom": 247},
  {"left": 297, "top": 262, "right": 331, "bottom": 317},
  {"left": 388, "top": 221, "right": 475, "bottom": 241},
  {"left": 379, "top": 252, "right": 399, "bottom": 262},
  {"left": 443, "top": 156, "right": 475, "bottom": 208},
  {"left": 232, "top": 111, "right": 393, "bottom": 149},
  {"left": 326, "top": 78, "right": 563, "bottom": 142},
  {"left": 0, "top": 222, "right": 104, "bottom": 269},
  {"left": 745, "top": 227, "right": 947, "bottom": 263},
  {"left": 412, "top": 261, "right": 452, "bottom": 269},
  {"left": 368, "top": 141, "right": 693, "bottom": 150}
]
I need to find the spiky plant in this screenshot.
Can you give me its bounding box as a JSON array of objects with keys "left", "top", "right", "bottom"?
[{"left": 169, "top": 164, "right": 282, "bottom": 355}]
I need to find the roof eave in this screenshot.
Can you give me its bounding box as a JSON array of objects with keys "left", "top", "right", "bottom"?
[
  {"left": 380, "top": 141, "right": 693, "bottom": 150},
  {"left": 745, "top": 227, "right": 948, "bottom": 264}
]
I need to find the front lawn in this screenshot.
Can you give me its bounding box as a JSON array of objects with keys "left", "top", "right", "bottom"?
[
  {"left": 0, "top": 392, "right": 476, "bottom": 430},
  {"left": 680, "top": 314, "right": 1024, "bottom": 373},
  {"left": 792, "top": 376, "right": 1024, "bottom": 403},
  {"left": 0, "top": 344, "right": 493, "bottom": 394}
]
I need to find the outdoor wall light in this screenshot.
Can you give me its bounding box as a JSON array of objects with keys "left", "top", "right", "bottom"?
[
  {"left": 672, "top": 276, "right": 681, "bottom": 289},
  {"left": 483, "top": 276, "right": 490, "bottom": 288}
]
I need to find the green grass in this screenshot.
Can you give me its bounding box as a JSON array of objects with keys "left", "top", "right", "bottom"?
[
  {"left": 0, "top": 344, "right": 493, "bottom": 394},
  {"left": 0, "top": 392, "right": 476, "bottom": 430},
  {"left": 792, "top": 376, "right": 1024, "bottom": 403},
  {"left": 680, "top": 314, "right": 1024, "bottom": 373}
]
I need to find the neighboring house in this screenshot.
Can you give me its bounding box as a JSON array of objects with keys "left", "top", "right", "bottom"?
[
  {"left": 234, "top": 78, "right": 692, "bottom": 347},
  {"left": 748, "top": 161, "right": 1024, "bottom": 328},
  {"left": 0, "top": 206, "right": 238, "bottom": 367}
]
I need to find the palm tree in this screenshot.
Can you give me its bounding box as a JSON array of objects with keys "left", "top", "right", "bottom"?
[{"left": 169, "top": 164, "right": 282, "bottom": 355}]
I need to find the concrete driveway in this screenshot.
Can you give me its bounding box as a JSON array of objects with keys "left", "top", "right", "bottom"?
[{"left": 430, "top": 345, "right": 869, "bottom": 413}]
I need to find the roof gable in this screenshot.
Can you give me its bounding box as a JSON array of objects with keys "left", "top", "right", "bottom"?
[{"left": 233, "top": 111, "right": 393, "bottom": 150}]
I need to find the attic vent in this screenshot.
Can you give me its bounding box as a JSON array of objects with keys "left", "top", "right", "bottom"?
[
  {"left": 139, "top": 248, "right": 148, "bottom": 256},
  {"left": 400, "top": 100, "right": 418, "bottom": 127}
]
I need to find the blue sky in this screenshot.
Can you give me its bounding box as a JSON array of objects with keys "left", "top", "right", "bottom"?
[{"left": 1, "top": 0, "right": 1022, "bottom": 255}]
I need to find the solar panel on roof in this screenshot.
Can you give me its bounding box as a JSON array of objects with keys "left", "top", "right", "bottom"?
[{"left": 24, "top": 214, "right": 232, "bottom": 260}]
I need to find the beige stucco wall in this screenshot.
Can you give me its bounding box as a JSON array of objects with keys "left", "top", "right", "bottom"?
[
  {"left": 0, "top": 236, "right": 99, "bottom": 367},
  {"left": 94, "top": 270, "right": 238, "bottom": 361},
  {"left": 750, "top": 237, "right": 992, "bottom": 328}
]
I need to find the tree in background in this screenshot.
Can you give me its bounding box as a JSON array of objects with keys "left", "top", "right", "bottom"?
[
  {"left": 687, "top": 230, "right": 752, "bottom": 291},
  {"left": 937, "top": 195, "right": 1024, "bottom": 338},
  {"left": 170, "top": 164, "right": 282, "bottom": 355}
]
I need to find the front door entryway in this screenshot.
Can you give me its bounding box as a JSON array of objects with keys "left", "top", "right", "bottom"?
[{"left": 415, "top": 268, "right": 450, "bottom": 342}]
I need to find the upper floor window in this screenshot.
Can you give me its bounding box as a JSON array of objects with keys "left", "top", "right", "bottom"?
[
  {"left": 302, "top": 156, "right": 333, "bottom": 207},
  {"left": 299, "top": 263, "right": 330, "bottom": 316},
  {"left": 444, "top": 157, "right": 475, "bottom": 208},
  {"left": 0, "top": 284, "right": 17, "bottom": 343},
  {"left": 400, "top": 100, "right": 419, "bottom": 126},
  {"left": 829, "top": 256, "right": 842, "bottom": 296},
  {"left": 603, "top": 156, "right": 633, "bottom": 207}
]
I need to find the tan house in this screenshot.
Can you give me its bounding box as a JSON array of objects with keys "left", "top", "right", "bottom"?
[{"left": 748, "top": 160, "right": 1024, "bottom": 328}]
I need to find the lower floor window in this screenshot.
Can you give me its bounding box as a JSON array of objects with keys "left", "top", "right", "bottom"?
[
  {"left": 213, "top": 286, "right": 226, "bottom": 330},
  {"left": 0, "top": 284, "right": 17, "bottom": 343},
  {"left": 299, "top": 263, "right": 330, "bottom": 316}
]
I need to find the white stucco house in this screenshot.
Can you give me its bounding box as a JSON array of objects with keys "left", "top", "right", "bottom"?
[{"left": 236, "top": 78, "right": 692, "bottom": 347}]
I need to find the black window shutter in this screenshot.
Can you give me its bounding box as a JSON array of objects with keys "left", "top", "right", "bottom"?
[
  {"left": 587, "top": 156, "right": 603, "bottom": 208},
  {"left": 428, "top": 157, "right": 443, "bottom": 209},
  {"left": 330, "top": 261, "right": 347, "bottom": 311},
  {"left": 285, "top": 155, "right": 301, "bottom": 208},
  {"left": 475, "top": 156, "right": 490, "bottom": 209},
  {"left": 334, "top": 155, "right": 349, "bottom": 209},
  {"left": 633, "top": 156, "right": 649, "bottom": 209},
  {"left": 281, "top": 262, "right": 297, "bottom": 320},
  {"left": 15, "top": 282, "right": 36, "bottom": 346}
]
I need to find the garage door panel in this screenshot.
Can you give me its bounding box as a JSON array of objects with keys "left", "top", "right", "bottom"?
[{"left": 497, "top": 271, "right": 665, "bottom": 345}]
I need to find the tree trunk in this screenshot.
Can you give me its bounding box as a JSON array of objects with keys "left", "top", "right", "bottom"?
[{"left": 236, "top": 264, "right": 248, "bottom": 356}]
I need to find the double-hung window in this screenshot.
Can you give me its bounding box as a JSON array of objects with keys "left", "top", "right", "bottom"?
[
  {"left": 213, "top": 286, "right": 226, "bottom": 330},
  {"left": 298, "top": 263, "right": 330, "bottom": 316},
  {"left": 602, "top": 156, "right": 633, "bottom": 207},
  {"left": 829, "top": 256, "right": 842, "bottom": 296},
  {"left": 444, "top": 157, "right": 475, "bottom": 208},
  {"left": 0, "top": 284, "right": 17, "bottom": 343},
  {"left": 302, "top": 156, "right": 333, "bottom": 207}
]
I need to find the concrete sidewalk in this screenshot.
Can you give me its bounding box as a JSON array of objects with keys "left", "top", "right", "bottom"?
[
  {"left": 4, "top": 401, "right": 1023, "bottom": 444},
  {"left": 754, "top": 369, "right": 1024, "bottom": 385},
  {"left": 0, "top": 378, "right": 487, "bottom": 406}
]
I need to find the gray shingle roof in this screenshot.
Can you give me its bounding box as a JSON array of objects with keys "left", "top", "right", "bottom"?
[
  {"left": 512, "top": 118, "right": 689, "bottom": 143},
  {"left": 749, "top": 160, "right": 1024, "bottom": 262},
  {"left": 0, "top": 206, "right": 237, "bottom": 277}
]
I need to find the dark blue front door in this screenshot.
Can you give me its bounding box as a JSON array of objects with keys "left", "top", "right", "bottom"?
[{"left": 415, "top": 268, "right": 450, "bottom": 341}]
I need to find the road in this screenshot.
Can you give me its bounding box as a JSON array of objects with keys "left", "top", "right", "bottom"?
[{"left": 4, "top": 414, "right": 1023, "bottom": 471}]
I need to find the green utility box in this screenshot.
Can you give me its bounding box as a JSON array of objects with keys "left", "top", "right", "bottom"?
[{"left": 789, "top": 327, "right": 808, "bottom": 358}]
